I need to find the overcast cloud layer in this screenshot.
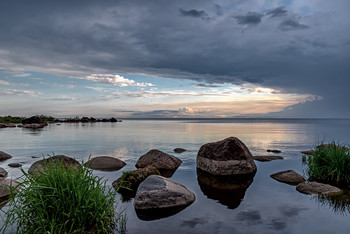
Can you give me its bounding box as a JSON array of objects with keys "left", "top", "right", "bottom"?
[{"left": 0, "top": 0, "right": 349, "bottom": 117}]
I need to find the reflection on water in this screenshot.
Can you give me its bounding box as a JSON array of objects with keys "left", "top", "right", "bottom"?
[
  {"left": 197, "top": 169, "right": 254, "bottom": 209},
  {"left": 313, "top": 190, "right": 350, "bottom": 215}
]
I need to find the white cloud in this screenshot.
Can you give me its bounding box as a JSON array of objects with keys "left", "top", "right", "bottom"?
[
  {"left": 0, "top": 80, "right": 10, "bottom": 85},
  {"left": 0, "top": 89, "right": 41, "bottom": 96},
  {"left": 86, "top": 74, "right": 154, "bottom": 87}
]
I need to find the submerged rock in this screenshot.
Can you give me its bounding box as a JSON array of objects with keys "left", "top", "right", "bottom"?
[
  {"left": 253, "top": 155, "right": 284, "bottom": 162},
  {"left": 84, "top": 156, "right": 126, "bottom": 171},
  {"left": 8, "top": 163, "right": 22, "bottom": 168},
  {"left": 28, "top": 155, "right": 81, "bottom": 174},
  {"left": 296, "top": 181, "right": 343, "bottom": 196},
  {"left": 136, "top": 149, "right": 182, "bottom": 177},
  {"left": 0, "top": 178, "right": 19, "bottom": 203},
  {"left": 267, "top": 149, "right": 282, "bottom": 153},
  {"left": 0, "top": 168, "right": 8, "bottom": 177},
  {"left": 0, "top": 151, "right": 12, "bottom": 161},
  {"left": 174, "top": 148, "right": 186, "bottom": 153},
  {"left": 134, "top": 175, "right": 195, "bottom": 220},
  {"left": 270, "top": 170, "right": 305, "bottom": 185},
  {"left": 112, "top": 166, "right": 160, "bottom": 198},
  {"left": 197, "top": 137, "right": 257, "bottom": 176}
]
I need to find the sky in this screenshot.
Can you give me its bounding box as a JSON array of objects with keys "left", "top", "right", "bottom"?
[{"left": 0, "top": 0, "right": 349, "bottom": 118}]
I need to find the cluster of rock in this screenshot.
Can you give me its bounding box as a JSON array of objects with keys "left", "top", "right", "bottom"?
[
  {"left": 0, "top": 152, "right": 19, "bottom": 203},
  {"left": 0, "top": 123, "right": 16, "bottom": 128},
  {"left": 18, "top": 116, "right": 48, "bottom": 129},
  {"left": 61, "top": 117, "right": 121, "bottom": 123}
]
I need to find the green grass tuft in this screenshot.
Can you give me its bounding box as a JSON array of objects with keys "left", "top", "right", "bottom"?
[
  {"left": 304, "top": 141, "right": 350, "bottom": 186},
  {"left": 1, "top": 160, "right": 125, "bottom": 233}
]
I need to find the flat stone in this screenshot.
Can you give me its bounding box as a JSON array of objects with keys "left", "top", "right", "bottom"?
[
  {"left": 136, "top": 149, "right": 182, "bottom": 172},
  {"left": 84, "top": 156, "right": 126, "bottom": 171},
  {"left": 267, "top": 149, "right": 282, "bottom": 153},
  {"left": 0, "top": 123, "right": 16, "bottom": 128},
  {"left": 296, "top": 181, "right": 343, "bottom": 195},
  {"left": 8, "top": 163, "right": 22, "bottom": 168},
  {"left": 28, "top": 155, "right": 81, "bottom": 174},
  {"left": 134, "top": 175, "right": 195, "bottom": 220},
  {"left": 253, "top": 155, "right": 284, "bottom": 162},
  {"left": 197, "top": 137, "right": 257, "bottom": 176},
  {"left": 0, "top": 151, "right": 12, "bottom": 161},
  {"left": 0, "top": 168, "right": 8, "bottom": 177},
  {"left": 174, "top": 148, "right": 186, "bottom": 153},
  {"left": 270, "top": 170, "right": 305, "bottom": 185},
  {"left": 112, "top": 166, "right": 160, "bottom": 197}
]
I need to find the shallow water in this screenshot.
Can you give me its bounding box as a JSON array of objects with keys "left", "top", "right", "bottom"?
[{"left": 1, "top": 119, "right": 350, "bottom": 233}]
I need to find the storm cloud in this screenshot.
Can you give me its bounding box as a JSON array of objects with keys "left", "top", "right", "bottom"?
[{"left": 0, "top": 0, "right": 350, "bottom": 117}]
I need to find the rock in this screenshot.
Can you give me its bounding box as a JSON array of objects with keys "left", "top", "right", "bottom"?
[
  {"left": 8, "top": 163, "right": 22, "bottom": 168},
  {"left": 134, "top": 175, "right": 195, "bottom": 220},
  {"left": 110, "top": 117, "right": 118, "bottom": 122},
  {"left": 253, "top": 155, "right": 284, "bottom": 162},
  {"left": 136, "top": 149, "right": 182, "bottom": 177},
  {"left": 174, "top": 148, "right": 186, "bottom": 153},
  {"left": 196, "top": 137, "right": 257, "bottom": 176},
  {"left": 267, "top": 149, "right": 282, "bottom": 153},
  {"left": 0, "top": 168, "right": 8, "bottom": 177},
  {"left": 28, "top": 155, "right": 81, "bottom": 174},
  {"left": 0, "top": 123, "right": 16, "bottom": 128},
  {"left": 197, "top": 169, "right": 254, "bottom": 209},
  {"left": 0, "top": 178, "right": 19, "bottom": 203},
  {"left": 84, "top": 156, "right": 126, "bottom": 171},
  {"left": 112, "top": 166, "right": 160, "bottom": 198},
  {"left": 296, "top": 181, "right": 343, "bottom": 196},
  {"left": 22, "top": 116, "right": 46, "bottom": 125},
  {"left": 270, "top": 170, "right": 306, "bottom": 185},
  {"left": 0, "top": 151, "right": 12, "bottom": 161},
  {"left": 301, "top": 150, "right": 315, "bottom": 155}
]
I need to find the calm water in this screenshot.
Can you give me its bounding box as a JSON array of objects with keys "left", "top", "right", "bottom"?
[{"left": 1, "top": 119, "right": 350, "bottom": 233}]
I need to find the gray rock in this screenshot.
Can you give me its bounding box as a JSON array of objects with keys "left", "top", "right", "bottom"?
[
  {"left": 84, "top": 156, "right": 126, "bottom": 171},
  {"left": 136, "top": 149, "right": 182, "bottom": 176},
  {"left": 0, "top": 123, "right": 16, "bottom": 128},
  {"left": 0, "top": 168, "right": 8, "bottom": 177},
  {"left": 253, "top": 155, "right": 284, "bottom": 162},
  {"left": 270, "top": 170, "right": 305, "bottom": 185},
  {"left": 0, "top": 178, "right": 19, "bottom": 203},
  {"left": 296, "top": 181, "right": 343, "bottom": 195},
  {"left": 112, "top": 166, "right": 160, "bottom": 197},
  {"left": 8, "top": 163, "right": 22, "bottom": 168},
  {"left": 134, "top": 175, "right": 195, "bottom": 220},
  {"left": 28, "top": 155, "right": 81, "bottom": 174},
  {"left": 197, "top": 137, "right": 257, "bottom": 176},
  {"left": 0, "top": 151, "right": 12, "bottom": 161},
  {"left": 174, "top": 148, "right": 186, "bottom": 153}
]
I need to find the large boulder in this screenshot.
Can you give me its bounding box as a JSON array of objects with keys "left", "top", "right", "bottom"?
[
  {"left": 296, "top": 181, "right": 343, "bottom": 196},
  {"left": 135, "top": 149, "right": 182, "bottom": 177},
  {"left": 21, "top": 116, "right": 48, "bottom": 128},
  {"left": 197, "top": 137, "right": 257, "bottom": 176},
  {"left": 28, "top": 155, "right": 81, "bottom": 174},
  {"left": 134, "top": 175, "right": 195, "bottom": 220},
  {"left": 0, "top": 151, "right": 12, "bottom": 161},
  {"left": 270, "top": 170, "right": 305, "bottom": 185},
  {"left": 112, "top": 166, "right": 160, "bottom": 198},
  {"left": 84, "top": 156, "right": 126, "bottom": 171}
]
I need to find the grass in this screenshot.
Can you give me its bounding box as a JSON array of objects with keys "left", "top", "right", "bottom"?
[
  {"left": 1, "top": 160, "right": 126, "bottom": 233},
  {"left": 303, "top": 141, "right": 350, "bottom": 186},
  {"left": 0, "top": 116, "right": 25, "bottom": 124}
]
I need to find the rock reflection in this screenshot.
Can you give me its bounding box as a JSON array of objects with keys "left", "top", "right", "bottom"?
[
  {"left": 197, "top": 169, "right": 254, "bottom": 209},
  {"left": 313, "top": 189, "right": 350, "bottom": 215}
]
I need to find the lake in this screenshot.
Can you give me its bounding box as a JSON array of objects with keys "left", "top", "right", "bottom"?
[{"left": 1, "top": 118, "right": 350, "bottom": 233}]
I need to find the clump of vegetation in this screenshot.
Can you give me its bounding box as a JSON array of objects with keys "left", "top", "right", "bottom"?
[
  {"left": 303, "top": 142, "right": 350, "bottom": 186},
  {"left": 0, "top": 116, "right": 25, "bottom": 124},
  {"left": 35, "top": 114, "right": 55, "bottom": 122},
  {"left": 1, "top": 161, "right": 125, "bottom": 233}
]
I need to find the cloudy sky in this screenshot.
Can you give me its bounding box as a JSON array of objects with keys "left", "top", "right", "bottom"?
[{"left": 0, "top": 0, "right": 349, "bottom": 118}]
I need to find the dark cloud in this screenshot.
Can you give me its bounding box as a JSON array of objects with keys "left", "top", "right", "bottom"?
[
  {"left": 236, "top": 210, "right": 262, "bottom": 223},
  {"left": 234, "top": 12, "right": 264, "bottom": 25},
  {"left": 268, "top": 218, "right": 286, "bottom": 230},
  {"left": 279, "top": 19, "right": 309, "bottom": 31},
  {"left": 181, "top": 218, "right": 208, "bottom": 228},
  {"left": 179, "top": 9, "right": 209, "bottom": 20},
  {"left": 195, "top": 83, "right": 220, "bottom": 88},
  {"left": 0, "top": 0, "right": 349, "bottom": 117},
  {"left": 266, "top": 7, "right": 288, "bottom": 18}
]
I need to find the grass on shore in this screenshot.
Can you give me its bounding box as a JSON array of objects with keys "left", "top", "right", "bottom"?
[
  {"left": 303, "top": 142, "right": 350, "bottom": 186},
  {"left": 1, "top": 160, "right": 125, "bottom": 233},
  {"left": 0, "top": 115, "right": 55, "bottom": 124}
]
